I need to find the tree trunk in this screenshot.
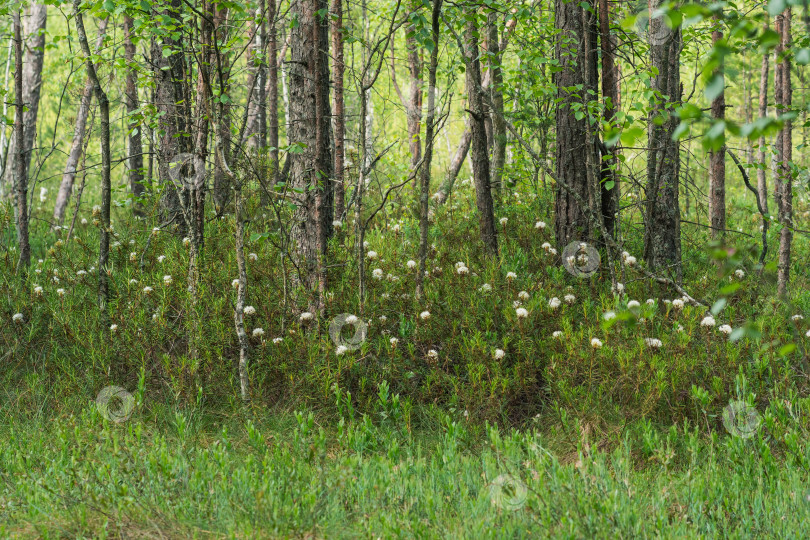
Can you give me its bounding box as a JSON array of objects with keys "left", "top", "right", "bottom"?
[
  {"left": 268, "top": 0, "right": 279, "bottom": 185},
  {"left": 0, "top": 40, "right": 13, "bottom": 193},
  {"left": 332, "top": 0, "right": 345, "bottom": 220},
  {"left": 123, "top": 15, "right": 145, "bottom": 218},
  {"left": 415, "top": 0, "right": 442, "bottom": 299},
  {"left": 74, "top": 0, "right": 112, "bottom": 315},
  {"left": 464, "top": 12, "right": 498, "bottom": 256},
  {"left": 643, "top": 0, "right": 682, "bottom": 279},
  {"left": 289, "top": 0, "right": 333, "bottom": 308},
  {"left": 13, "top": 10, "right": 29, "bottom": 276},
  {"left": 554, "top": 0, "right": 592, "bottom": 248},
  {"left": 598, "top": 0, "right": 618, "bottom": 238},
  {"left": 776, "top": 9, "right": 792, "bottom": 297},
  {"left": 212, "top": 5, "right": 233, "bottom": 214},
  {"left": 757, "top": 24, "right": 770, "bottom": 216},
  {"left": 709, "top": 14, "right": 726, "bottom": 240},
  {"left": 487, "top": 10, "right": 506, "bottom": 199},
  {"left": 5, "top": 3, "right": 46, "bottom": 191},
  {"left": 434, "top": 115, "right": 471, "bottom": 205},
  {"left": 53, "top": 17, "right": 109, "bottom": 226},
  {"left": 151, "top": 0, "right": 189, "bottom": 235}
]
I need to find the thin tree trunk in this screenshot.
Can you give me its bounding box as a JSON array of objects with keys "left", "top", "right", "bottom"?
[
  {"left": 643, "top": 0, "right": 682, "bottom": 278},
  {"left": 465, "top": 12, "right": 498, "bottom": 256},
  {"left": 416, "top": 0, "right": 442, "bottom": 299},
  {"left": 709, "top": 14, "right": 726, "bottom": 240},
  {"left": 332, "top": 0, "right": 345, "bottom": 220},
  {"left": 434, "top": 115, "right": 471, "bottom": 205},
  {"left": 234, "top": 187, "right": 250, "bottom": 401},
  {"left": 258, "top": 0, "right": 267, "bottom": 148},
  {"left": 487, "top": 10, "right": 506, "bottom": 199},
  {"left": 268, "top": 0, "right": 279, "bottom": 184},
  {"left": 13, "top": 10, "right": 29, "bottom": 276},
  {"left": 776, "top": 9, "right": 792, "bottom": 297},
  {"left": 390, "top": 1, "right": 423, "bottom": 182},
  {"left": 5, "top": 3, "right": 47, "bottom": 192},
  {"left": 0, "top": 39, "right": 13, "bottom": 193},
  {"left": 74, "top": 0, "right": 111, "bottom": 315},
  {"left": 757, "top": 23, "right": 770, "bottom": 216},
  {"left": 123, "top": 15, "right": 145, "bottom": 218},
  {"left": 53, "top": 17, "right": 109, "bottom": 226},
  {"left": 598, "top": 0, "right": 618, "bottom": 238}
]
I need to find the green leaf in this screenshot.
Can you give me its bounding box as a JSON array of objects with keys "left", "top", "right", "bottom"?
[
  {"left": 705, "top": 74, "right": 725, "bottom": 103},
  {"left": 778, "top": 343, "right": 796, "bottom": 357},
  {"left": 710, "top": 298, "right": 727, "bottom": 316},
  {"left": 796, "top": 48, "right": 810, "bottom": 65}
]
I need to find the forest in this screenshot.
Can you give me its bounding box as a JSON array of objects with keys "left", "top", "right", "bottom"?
[{"left": 1, "top": 0, "right": 810, "bottom": 536}]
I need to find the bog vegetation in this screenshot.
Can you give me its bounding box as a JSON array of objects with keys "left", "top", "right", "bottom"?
[{"left": 1, "top": 0, "right": 810, "bottom": 536}]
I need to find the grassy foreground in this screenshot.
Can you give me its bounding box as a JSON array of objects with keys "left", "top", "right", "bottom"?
[{"left": 1, "top": 404, "right": 810, "bottom": 538}]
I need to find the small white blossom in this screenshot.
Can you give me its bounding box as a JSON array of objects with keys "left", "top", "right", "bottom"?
[
  {"left": 163, "top": 275, "right": 173, "bottom": 285},
  {"left": 407, "top": 260, "right": 417, "bottom": 269},
  {"left": 363, "top": 241, "right": 370, "bottom": 249},
  {"left": 591, "top": 338, "right": 603, "bottom": 349},
  {"left": 735, "top": 269, "right": 745, "bottom": 279},
  {"left": 332, "top": 220, "right": 343, "bottom": 229},
  {"left": 248, "top": 253, "right": 258, "bottom": 262},
  {"left": 379, "top": 315, "right": 387, "bottom": 323},
  {"left": 644, "top": 338, "right": 662, "bottom": 349},
  {"left": 273, "top": 337, "right": 283, "bottom": 344},
  {"left": 39, "top": 187, "right": 48, "bottom": 202},
  {"left": 427, "top": 349, "right": 439, "bottom": 361},
  {"left": 541, "top": 242, "right": 552, "bottom": 252},
  {"left": 183, "top": 237, "right": 191, "bottom": 247},
  {"left": 336, "top": 345, "right": 348, "bottom": 356},
  {"left": 513, "top": 300, "right": 522, "bottom": 309},
  {"left": 479, "top": 283, "right": 492, "bottom": 292},
  {"left": 143, "top": 286, "right": 154, "bottom": 295},
  {"left": 700, "top": 316, "right": 716, "bottom": 328},
  {"left": 77, "top": 270, "right": 87, "bottom": 276},
  {"left": 604, "top": 311, "right": 616, "bottom": 321},
  {"left": 627, "top": 300, "right": 641, "bottom": 309},
  {"left": 110, "top": 324, "right": 118, "bottom": 333},
  {"left": 420, "top": 311, "right": 431, "bottom": 320},
  {"left": 672, "top": 299, "right": 685, "bottom": 310},
  {"left": 34, "top": 286, "right": 43, "bottom": 296},
  {"left": 81, "top": 218, "right": 88, "bottom": 225},
  {"left": 346, "top": 315, "right": 359, "bottom": 325},
  {"left": 372, "top": 268, "right": 384, "bottom": 280},
  {"left": 12, "top": 313, "right": 24, "bottom": 323},
  {"left": 157, "top": 255, "right": 167, "bottom": 263},
  {"left": 549, "top": 248, "right": 558, "bottom": 256},
  {"left": 718, "top": 324, "right": 733, "bottom": 335},
  {"left": 564, "top": 294, "right": 576, "bottom": 305},
  {"left": 300, "top": 312, "right": 314, "bottom": 322},
  {"left": 367, "top": 251, "right": 378, "bottom": 260},
  {"left": 646, "top": 299, "right": 655, "bottom": 306},
  {"left": 252, "top": 328, "right": 265, "bottom": 337},
  {"left": 516, "top": 307, "right": 529, "bottom": 319},
  {"left": 499, "top": 217, "right": 508, "bottom": 226},
  {"left": 625, "top": 256, "right": 637, "bottom": 266},
  {"left": 56, "top": 288, "right": 66, "bottom": 297},
  {"left": 548, "top": 297, "right": 561, "bottom": 310},
  {"left": 232, "top": 279, "right": 240, "bottom": 289},
  {"left": 390, "top": 337, "right": 399, "bottom": 347},
  {"left": 506, "top": 271, "right": 517, "bottom": 281},
  {"left": 615, "top": 283, "right": 624, "bottom": 292},
  {"left": 552, "top": 331, "right": 563, "bottom": 338},
  {"left": 518, "top": 291, "right": 530, "bottom": 300},
  {"left": 535, "top": 221, "right": 546, "bottom": 230},
  {"left": 792, "top": 314, "right": 804, "bottom": 321},
  {"left": 494, "top": 349, "right": 505, "bottom": 360},
  {"left": 457, "top": 265, "right": 469, "bottom": 276},
  {"left": 243, "top": 306, "right": 256, "bottom": 316}
]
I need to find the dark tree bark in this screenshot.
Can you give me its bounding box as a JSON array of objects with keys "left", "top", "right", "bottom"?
[
  {"left": 289, "top": 0, "right": 333, "bottom": 308},
  {"left": 74, "top": 0, "right": 112, "bottom": 314},
  {"left": 212, "top": 4, "right": 233, "bottom": 213},
  {"left": 416, "top": 0, "right": 442, "bottom": 299},
  {"left": 598, "top": 0, "right": 618, "bottom": 238},
  {"left": 643, "top": 0, "right": 682, "bottom": 279},
  {"left": 434, "top": 115, "right": 471, "bottom": 205},
  {"left": 258, "top": 0, "right": 267, "bottom": 148},
  {"left": 775, "top": 9, "right": 792, "bottom": 297},
  {"left": 554, "top": 0, "right": 593, "bottom": 248},
  {"left": 709, "top": 14, "right": 726, "bottom": 240},
  {"left": 53, "top": 17, "right": 108, "bottom": 226},
  {"left": 123, "top": 15, "right": 145, "bottom": 218},
  {"left": 13, "top": 9, "right": 29, "bottom": 276},
  {"left": 757, "top": 24, "right": 770, "bottom": 216},
  {"left": 332, "top": 0, "right": 345, "bottom": 219},
  {"left": 151, "top": 0, "right": 189, "bottom": 235},
  {"left": 464, "top": 10, "right": 498, "bottom": 256}
]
